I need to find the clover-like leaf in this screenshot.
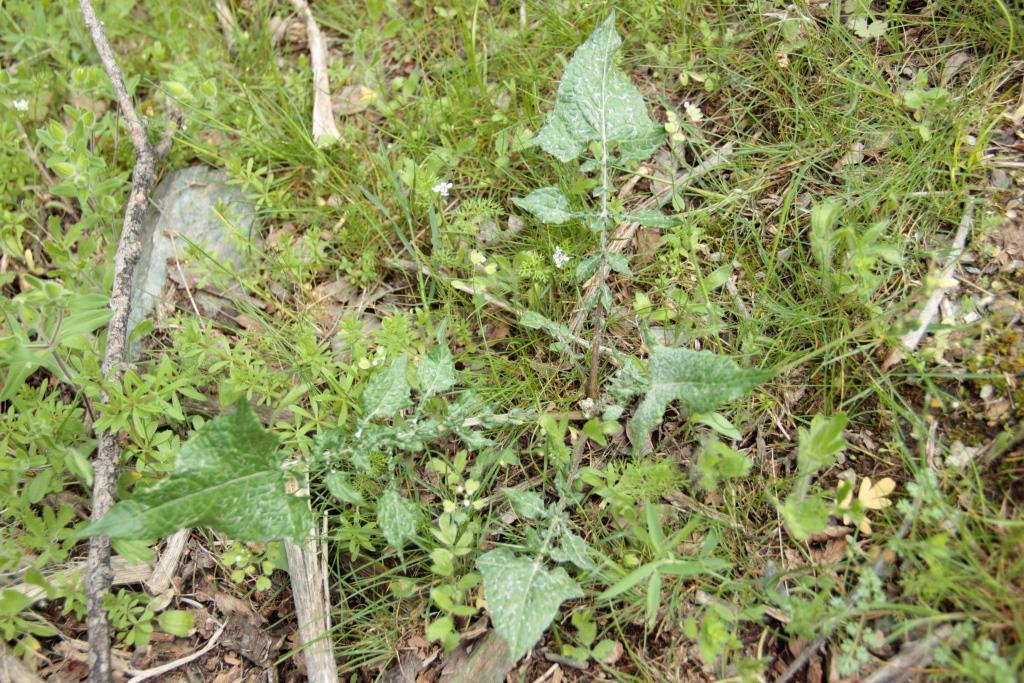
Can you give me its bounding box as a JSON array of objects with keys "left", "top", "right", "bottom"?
[
  {"left": 534, "top": 12, "right": 664, "bottom": 163},
  {"left": 512, "top": 187, "right": 574, "bottom": 224},
  {"left": 478, "top": 548, "right": 583, "bottom": 664},
  {"left": 81, "top": 402, "right": 312, "bottom": 542},
  {"left": 629, "top": 346, "right": 773, "bottom": 454}
]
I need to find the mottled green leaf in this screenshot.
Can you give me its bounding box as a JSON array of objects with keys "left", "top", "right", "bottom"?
[
  {"left": 512, "top": 187, "right": 574, "bottom": 224},
  {"left": 416, "top": 343, "right": 455, "bottom": 398},
  {"left": 362, "top": 354, "right": 411, "bottom": 420},
  {"left": 629, "top": 347, "right": 773, "bottom": 454},
  {"left": 81, "top": 403, "right": 312, "bottom": 542},
  {"left": 575, "top": 254, "right": 601, "bottom": 282},
  {"left": 325, "top": 472, "right": 365, "bottom": 505},
  {"left": 534, "top": 12, "right": 663, "bottom": 163},
  {"left": 503, "top": 488, "right": 547, "bottom": 520},
  {"left": 478, "top": 549, "right": 583, "bottom": 663},
  {"left": 606, "top": 252, "right": 631, "bottom": 276},
  {"left": 377, "top": 487, "right": 420, "bottom": 550},
  {"left": 549, "top": 529, "right": 597, "bottom": 571}
]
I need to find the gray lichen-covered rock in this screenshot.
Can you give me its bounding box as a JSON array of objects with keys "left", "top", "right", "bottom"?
[{"left": 128, "top": 165, "right": 256, "bottom": 351}]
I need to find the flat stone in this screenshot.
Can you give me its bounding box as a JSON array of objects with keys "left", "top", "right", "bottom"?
[{"left": 128, "top": 165, "right": 255, "bottom": 355}]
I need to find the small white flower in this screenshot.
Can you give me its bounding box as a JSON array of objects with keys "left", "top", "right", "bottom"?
[
  {"left": 11, "top": 99, "right": 28, "bottom": 112},
  {"left": 683, "top": 101, "right": 703, "bottom": 122},
  {"left": 552, "top": 246, "right": 570, "bottom": 269},
  {"left": 431, "top": 181, "right": 453, "bottom": 197}
]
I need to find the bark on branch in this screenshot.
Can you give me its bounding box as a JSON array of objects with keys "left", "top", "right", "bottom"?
[{"left": 77, "top": 2, "right": 177, "bottom": 680}]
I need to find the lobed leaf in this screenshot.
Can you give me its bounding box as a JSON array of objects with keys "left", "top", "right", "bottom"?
[
  {"left": 629, "top": 347, "right": 773, "bottom": 454},
  {"left": 81, "top": 403, "right": 312, "bottom": 542}
]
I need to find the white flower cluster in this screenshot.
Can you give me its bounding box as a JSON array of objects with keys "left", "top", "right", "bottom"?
[
  {"left": 552, "top": 246, "right": 570, "bottom": 269},
  {"left": 431, "top": 181, "right": 453, "bottom": 197}
]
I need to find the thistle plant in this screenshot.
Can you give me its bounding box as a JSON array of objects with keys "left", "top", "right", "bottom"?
[{"left": 512, "top": 11, "right": 669, "bottom": 397}]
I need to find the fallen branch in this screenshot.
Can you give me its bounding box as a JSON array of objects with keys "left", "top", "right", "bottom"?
[
  {"left": 144, "top": 529, "right": 190, "bottom": 595},
  {"left": 290, "top": 0, "right": 341, "bottom": 146},
  {"left": 1, "top": 640, "right": 45, "bottom": 683},
  {"left": 76, "top": 2, "right": 179, "bottom": 680},
  {"left": 860, "top": 624, "right": 954, "bottom": 683},
  {"left": 284, "top": 520, "right": 338, "bottom": 683},
  {"left": 7, "top": 555, "right": 152, "bottom": 605},
  {"left": 883, "top": 198, "right": 975, "bottom": 369}
]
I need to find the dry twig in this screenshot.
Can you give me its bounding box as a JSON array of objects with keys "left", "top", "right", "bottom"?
[
  {"left": 124, "top": 621, "right": 227, "bottom": 683},
  {"left": 860, "top": 625, "right": 953, "bottom": 683},
  {"left": 883, "top": 198, "right": 975, "bottom": 369},
  {"left": 290, "top": 0, "right": 341, "bottom": 146},
  {"left": 76, "top": 2, "right": 179, "bottom": 679}
]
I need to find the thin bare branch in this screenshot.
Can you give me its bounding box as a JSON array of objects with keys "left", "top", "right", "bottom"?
[
  {"left": 76, "top": 2, "right": 170, "bottom": 681},
  {"left": 76, "top": 0, "right": 149, "bottom": 157},
  {"left": 883, "top": 198, "right": 975, "bottom": 369}
]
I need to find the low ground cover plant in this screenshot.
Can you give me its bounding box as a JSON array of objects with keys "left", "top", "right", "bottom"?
[{"left": 2, "top": 1, "right": 1022, "bottom": 680}]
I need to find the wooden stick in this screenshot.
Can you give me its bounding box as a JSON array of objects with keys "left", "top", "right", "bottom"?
[
  {"left": 76, "top": 2, "right": 178, "bottom": 680},
  {"left": 284, "top": 531, "right": 339, "bottom": 683},
  {"left": 145, "top": 529, "right": 190, "bottom": 596},
  {"left": 1, "top": 640, "right": 45, "bottom": 683},
  {"left": 7, "top": 556, "right": 152, "bottom": 605},
  {"left": 860, "top": 625, "right": 953, "bottom": 683}
]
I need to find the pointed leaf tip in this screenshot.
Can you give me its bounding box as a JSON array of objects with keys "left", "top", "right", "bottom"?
[{"left": 533, "top": 12, "right": 662, "bottom": 163}]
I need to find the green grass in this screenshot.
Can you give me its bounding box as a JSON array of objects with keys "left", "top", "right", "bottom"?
[{"left": 2, "top": 0, "right": 1023, "bottom": 679}]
